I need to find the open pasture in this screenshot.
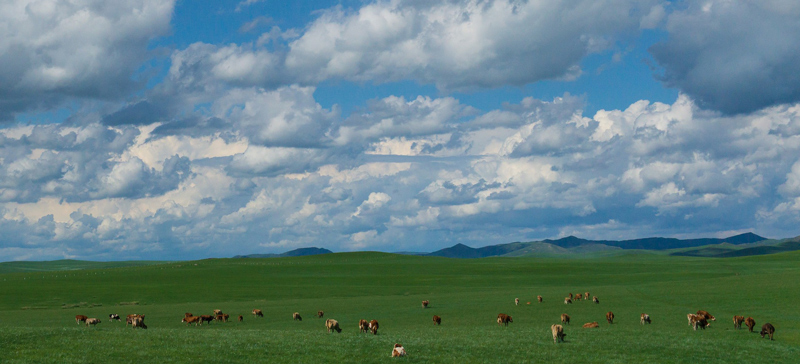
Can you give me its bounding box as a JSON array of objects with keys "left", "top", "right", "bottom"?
[{"left": 1, "top": 251, "right": 799, "bottom": 363}]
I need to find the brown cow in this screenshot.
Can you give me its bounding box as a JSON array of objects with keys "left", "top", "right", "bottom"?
[
  {"left": 326, "top": 319, "right": 342, "bottom": 333},
  {"left": 760, "top": 323, "right": 775, "bottom": 340},
  {"left": 213, "top": 309, "right": 223, "bottom": 316},
  {"left": 126, "top": 314, "right": 144, "bottom": 327},
  {"left": 359, "top": 319, "right": 369, "bottom": 333},
  {"left": 745, "top": 317, "right": 756, "bottom": 332},
  {"left": 606, "top": 311, "right": 615, "bottom": 324},
  {"left": 391, "top": 343, "right": 406, "bottom": 357},
  {"left": 293, "top": 312, "right": 302, "bottom": 321},
  {"left": 497, "top": 313, "right": 513, "bottom": 326},
  {"left": 515, "top": 298, "right": 519, "bottom": 306},
  {"left": 185, "top": 312, "right": 193, "bottom": 318},
  {"left": 537, "top": 295, "right": 543, "bottom": 303},
  {"left": 199, "top": 315, "right": 214, "bottom": 325},
  {"left": 583, "top": 322, "right": 599, "bottom": 328},
  {"left": 696, "top": 310, "right": 716, "bottom": 322},
  {"left": 238, "top": 315, "right": 243, "bottom": 322},
  {"left": 182, "top": 315, "right": 200, "bottom": 326},
  {"left": 641, "top": 313, "right": 651, "bottom": 325},
  {"left": 132, "top": 316, "right": 147, "bottom": 329},
  {"left": 369, "top": 320, "right": 379, "bottom": 335},
  {"left": 561, "top": 313, "right": 570, "bottom": 325},
  {"left": 564, "top": 297, "right": 572, "bottom": 305},
  {"left": 422, "top": 300, "right": 429, "bottom": 309},
  {"left": 733, "top": 315, "right": 745, "bottom": 329},
  {"left": 317, "top": 311, "right": 324, "bottom": 318},
  {"left": 551, "top": 324, "right": 566, "bottom": 343},
  {"left": 592, "top": 296, "right": 599, "bottom": 304},
  {"left": 568, "top": 293, "right": 573, "bottom": 300},
  {"left": 75, "top": 315, "right": 88, "bottom": 325},
  {"left": 584, "top": 292, "right": 589, "bottom": 300},
  {"left": 85, "top": 318, "right": 101, "bottom": 327},
  {"left": 215, "top": 314, "right": 229, "bottom": 323},
  {"left": 433, "top": 315, "right": 441, "bottom": 325},
  {"left": 688, "top": 314, "right": 708, "bottom": 330},
  {"left": 252, "top": 309, "right": 263, "bottom": 317},
  {"left": 575, "top": 293, "right": 583, "bottom": 301}
]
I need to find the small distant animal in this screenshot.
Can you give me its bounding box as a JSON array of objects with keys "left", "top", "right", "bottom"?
[
  {"left": 126, "top": 314, "right": 144, "bottom": 327},
  {"left": 326, "top": 319, "right": 342, "bottom": 333},
  {"left": 182, "top": 315, "right": 200, "bottom": 326},
  {"left": 733, "top": 315, "right": 745, "bottom": 329},
  {"left": 359, "top": 319, "right": 369, "bottom": 333},
  {"left": 584, "top": 292, "right": 589, "bottom": 300},
  {"left": 561, "top": 313, "right": 570, "bottom": 325},
  {"left": 606, "top": 312, "right": 615, "bottom": 324},
  {"left": 238, "top": 315, "right": 243, "bottom": 322},
  {"left": 575, "top": 293, "right": 583, "bottom": 300},
  {"left": 108, "top": 314, "right": 120, "bottom": 321},
  {"left": 526, "top": 302, "right": 531, "bottom": 305},
  {"left": 215, "top": 314, "right": 229, "bottom": 323},
  {"left": 422, "top": 300, "right": 429, "bottom": 309},
  {"left": 433, "top": 315, "right": 441, "bottom": 325},
  {"left": 583, "top": 322, "right": 599, "bottom": 328},
  {"left": 85, "top": 318, "right": 101, "bottom": 327},
  {"left": 564, "top": 297, "right": 572, "bottom": 304},
  {"left": 641, "top": 313, "right": 651, "bottom": 325},
  {"left": 132, "top": 316, "right": 147, "bottom": 329},
  {"left": 369, "top": 320, "right": 379, "bottom": 335},
  {"left": 696, "top": 310, "right": 715, "bottom": 324},
  {"left": 391, "top": 343, "right": 406, "bottom": 357},
  {"left": 568, "top": 293, "right": 573, "bottom": 300},
  {"left": 317, "top": 311, "right": 324, "bottom": 318},
  {"left": 199, "top": 315, "right": 214, "bottom": 325},
  {"left": 515, "top": 298, "right": 519, "bottom": 306},
  {"left": 293, "top": 312, "right": 302, "bottom": 321},
  {"left": 253, "top": 309, "right": 263, "bottom": 317},
  {"left": 745, "top": 317, "right": 756, "bottom": 332},
  {"left": 75, "top": 315, "right": 88, "bottom": 325},
  {"left": 551, "top": 324, "right": 566, "bottom": 343},
  {"left": 497, "top": 313, "right": 513, "bottom": 326},
  {"left": 687, "top": 314, "right": 708, "bottom": 330},
  {"left": 213, "top": 309, "right": 223, "bottom": 316},
  {"left": 537, "top": 295, "right": 543, "bottom": 303},
  {"left": 760, "top": 323, "right": 775, "bottom": 340},
  {"left": 592, "top": 296, "right": 599, "bottom": 304}
]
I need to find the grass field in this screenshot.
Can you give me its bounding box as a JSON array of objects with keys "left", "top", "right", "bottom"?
[{"left": 1, "top": 251, "right": 799, "bottom": 363}]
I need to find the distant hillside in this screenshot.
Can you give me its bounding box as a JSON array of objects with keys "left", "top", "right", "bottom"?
[
  {"left": 672, "top": 236, "right": 800, "bottom": 258},
  {"left": 428, "top": 233, "right": 767, "bottom": 259},
  {"left": 233, "top": 247, "right": 333, "bottom": 259},
  {"left": 0, "top": 260, "right": 168, "bottom": 274}
]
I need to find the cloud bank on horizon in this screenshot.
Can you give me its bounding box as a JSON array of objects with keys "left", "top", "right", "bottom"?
[{"left": 1, "top": 0, "right": 800, "bottom": 261}]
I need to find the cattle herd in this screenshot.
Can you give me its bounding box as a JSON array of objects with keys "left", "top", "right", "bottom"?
[{"left": 70, "top": 293, "right": 778, "bottom": 358}]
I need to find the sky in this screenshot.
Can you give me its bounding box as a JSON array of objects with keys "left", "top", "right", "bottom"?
[{"left": 2, "top": 0, "right": 800, "bottom": 261}]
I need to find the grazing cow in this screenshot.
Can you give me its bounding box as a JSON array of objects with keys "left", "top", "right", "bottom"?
[
  {"left": 185, "top": 312, "right": 193, "bottom": 318},
  {"left": 497, "top": 313, "right": 513, "bottom": 326},
  {"left": 182, "top": 315, "right": 201, "bottom": 326},
  {"left": 688, "top": 314, "right": 708, "bottom": 330},
  {"left": 326, "top": 319, "right": 342, "bottom": 333},
  {"left": 126, "top": 314, "right": 144, "bottom": 327},
  {"left": 696, "top": 310, "right": 716, "bottom": 323},
  {"left": 317, "top": 311, "right": 324, "bottom": 318},
  {"left": 583, "top": 322, "right": 599, "bottom": 328},
  {"left": 199, "top": 315, "right": 214, "bottom": 325},
  {"left": 108, "top": 314, "right": 120, "bottom": 322},
  {"left": 293, "top": 312, "right": 302, "bottom": 321},
  {"left": 215, "top": 314, "right": 229, "bottom": 323},
  {"left": 606, "top": 312, "right": 615, "bottom": 324},
  {"left": 75, "top": 315, "right": 88, "bottom": 325},
  {"left": 551, "top": 324, "right": 566, "bottom": 343},
  {"left": 369, "top": 320, "right": 379, "bottom": 335},
  {"left": 252, "top": 309, "right": 263, "bottom": 317},
  {"left": 593, "top": 296, "right": 599, "bottom": 304},
  {"left": 745, "top": 317, "right": 756, "bottom": 332},
  {"left": 359, "top": 319, "right": 369, "bottom": 333},
  {"left": 564, "top": 297, "right": 572, "bottom": 305},
  {"left": 641, "top": 313, "right": 651, "bottom": 325},
  {"left": 537, "top": 295, "right": 543, "bottom": 303},
  {"left": 132, "top": 316, "right": 147, "bottom": 329},
  {"left": 213, "top": 309, "right": 223, "bottom": 316},
  {"left": 515, "top": 298, "right": 519, "bottom": 306},
  {"left": 561, "top": 313, "right": 570, "bottom": 325},
  {"left": 584, "top": 292, "right": 589, "bottom": 300},
  {"left": 422, "top": 300, "right": 429, "bottom": 309},
  {"left": 433, "top": 315, "right": 441, "bottom": 325},
  {"left": 85, "top": 318, "right": 100, "bottom": 327},
  {"left": 733, "top": 315, "right": 745, "bottom": 329},
  {"left": 391, "top": 344, "right": 406, "bottom": 357},
  {"left": 238, "top": 315, "right": 243, "bottom": 322},
  {"left": 575, "top": 293, "right": 583, "bottom": 301},
  {"left": 568, "top": 293, "right": 573, "bottom": 300},
  {"left": 760, "top": 323, "right": 775, "bottom": 340}
]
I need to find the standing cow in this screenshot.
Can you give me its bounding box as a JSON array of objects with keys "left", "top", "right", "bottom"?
[
  {"left": 641, "top": 313, "right": 651, "bottom": 325},
  {"left": 761, "top": 323, "right": 775, "bottom": 340},
  {"left": 422, "top": 300, "right": 429, "bottom": 309},
  {"left": 326, "top": 319, "right": 342, "bottom": 333},
  {"left": 497, "top": 313, "right": 513, "bottom": 326},
  {"left": 85, "top": 318, "right": 101, "bottom": 327},
  {"left": 293, "top": 312, "right": 302, "bottom": 321},
  {"left": 561, "top": 314, "right": 570, "bottom": 325},
  {"left": 252, "top": 309, "right": 263, "bottom": 317},
  {"left": 584, "top": 292, "right": 589, "bottom": 300},
  {"left": 564, "top": 297, "right": 572, "bottom": 305},
  {"left": 359, "top": 319, "right": 369, "bottom": 333},
  {"left": 75, "top": 315, "right": 88, "bottom": 325},
  {"left": 733, "top": 315, "right": 745, "bottom": 329},
  {"left": 745, "top": 317, "right": 756, "bottom": 332},
  {"left": 606, "top": 312, "right": 615, "bottom": 324},
  {"left": 515, "top": 298, "right": 519, "bottom": 306},
  {"left": 551, "top": 324, "right": 566, "bottom": 343},
  {"left": 369, "top": 320, "right": 379, "bottom": 335},
  {"left": 317, "top": 311, "right": 324, "bottom": 318},
  {"left": 108, "top": 314, "right": 121, "bottom": 322},
  {"left": 537, "top": 295, "right": 543, "bottom": 303},
  {"left": 593, "top": 296, "right": 599, "bottom": 304},
  {"left": 433, "top": 315, "right": 441, "bottom": 325}
]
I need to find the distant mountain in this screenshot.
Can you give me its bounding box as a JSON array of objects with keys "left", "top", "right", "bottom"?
[
  {"left": 672, "top": 236, "right": 800, "bottom": 258},
  {"left": 234, "top": 247, "right": 332, "bottom": 259},
  {"left": 427, "top": 233, "right": 767, "bottom": 259}
]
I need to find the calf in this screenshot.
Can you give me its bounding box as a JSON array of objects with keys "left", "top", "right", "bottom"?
[
  {"left": 85, "top": 318, "right": 101, "bottom": 327},
  {"left": 391, "top": 344, "right": 406, "bottom": 357},
  {"left": 592, "top": 296, "right": 599, "bottom": 304},
  {"left": 745, "top": 317, "right": 756, "bottom": 332},
  {"left": 606, "top": 311, "right": 615, "bottom": 324},
  {"left": 497, "top": 313, "right": 513, "bottom": 326},
  {"left": 252, "top": 309, "right": 263, "bottom": 317},
  {"left": 359, "top": 319, "right": 369, "bottom": 333},
  {"left": 369, "top": 320, "right": 379, "bottom": 335},
  {"left": 108, "top": 314, "right": 120, "bottom": 322},
  {"left": 515, "top": 298, "right": 519, "bottom": 306},
  {"left": 564, "top": 297, "right": 572, "bottom": 305},
  {"left": 561, "top": 313, "right": 570, "bottom": 325},
  {"left": 537, "top": 295, "right": 543, "bottom": 303},
  {"left": 551, "top": 324, "right": 566, "bottom": 343},
  {"left": 422, "top": 300, "right": 429, "bottom": 309},
  {"left": 326, "top": 319, "right": 342, "bottom": 333},
  {"left": 293, "top": 312, "right": 302, "bottom": 321},
  {"left": 317, "top": 311, "right": 324, "bottom": 318},
  {"left": 760, "top": 323, "right": 775, "bottom": 340},
  {"left": 182, "top": 315, "right": 201, "bottom": 326},
  {"left": 583, "top": 322, "right": 599, "bottom": 328},
  {"left": 641, "top": 313, "right": 651, "bottom": 325},
  {"left": 433, "top": 315, "right": 441, "bottom": 325},
  {"left": 75, "top": 315, "right": 88, "bottom": 325},
  {"left": 733, "top": 315, "right": 745, "bottom": 329}
]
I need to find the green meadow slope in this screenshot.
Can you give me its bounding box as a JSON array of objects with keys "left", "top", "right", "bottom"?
[{"left": 1, "top": 252, "right": 798, "bottom": 363}]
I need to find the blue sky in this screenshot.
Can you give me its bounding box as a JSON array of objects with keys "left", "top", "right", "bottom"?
[{"left": 1, "top": 0, "right": 800, "bottom": 261}]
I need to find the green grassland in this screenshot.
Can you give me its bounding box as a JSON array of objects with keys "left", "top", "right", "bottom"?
[{"left": 1, "top": 252, "right": 798, "bottom": 363}]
